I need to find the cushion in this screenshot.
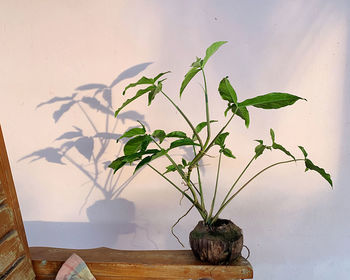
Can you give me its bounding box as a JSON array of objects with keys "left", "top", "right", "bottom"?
[{"left": 55, "top": 253, "right": 96, "bottom": 280}]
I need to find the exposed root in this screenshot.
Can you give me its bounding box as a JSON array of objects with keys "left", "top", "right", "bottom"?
[{"left": 171, "top": 205, "right": 194, "bottom": 247}]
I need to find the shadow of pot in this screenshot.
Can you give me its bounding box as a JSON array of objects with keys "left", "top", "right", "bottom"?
[{"left": 86, "top": 198, "right": 136, "bottom": 235}]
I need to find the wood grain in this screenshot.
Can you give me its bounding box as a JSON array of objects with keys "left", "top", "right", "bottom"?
[
  {"left": 0, "top": 176, "right": 5, "bottom": 205},
  {"left": 5, "top": 256, "right": 36, "bottom": 280},
  {"left": 30, "top": 247, "right": 253, "bottom": 280},
  {"left": 0, "top": 230, "right": 25, "bottom": 274},
  {"left": 0, "top": 205, "right": 14, "bottom": 238},
  {"left": 0, "top": 125, "right": 35, "bottom": 279}
]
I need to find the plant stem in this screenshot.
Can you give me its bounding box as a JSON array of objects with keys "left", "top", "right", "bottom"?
[
  {"left": 147, "top": 163, "right": 206, "bottom": 220},
  {"left": 220, "top": 155, "right": 255, "bottom": 207},
  {"left": 208, "top": 151, "right": 222, "bottom": 221},
  {"left": 147, "top": 164, "right": 194, "bottom": 203},
  {"left": 211, "top": 159, "right": 304, "bottom": 223},
  {"left": 152, "top": 139, "right": 199, "bottom": 204},
  {"left": 193, "top": 146, "right": 205, "bottom": 209},
  {"left": 161, "top": 90, "right": 204, "bottom": 148},
  {"left": 187, "top": 111, "right": 237, "bottom": 183},
  {"left": 201, "top": 68, "right": 211, "bottom": 148}
]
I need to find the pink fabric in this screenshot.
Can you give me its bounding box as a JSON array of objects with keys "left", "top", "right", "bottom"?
[{"left": 55, "top": 253, "right": 96, "bottom": 280}]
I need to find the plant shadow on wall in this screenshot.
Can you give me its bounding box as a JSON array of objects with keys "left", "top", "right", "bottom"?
[{"left": 20, "top": 62, "right": 159, "bottom": 248}]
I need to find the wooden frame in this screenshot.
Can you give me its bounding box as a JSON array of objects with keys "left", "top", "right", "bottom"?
[{"left": 0, "top": 125, "right": 253, "bottom": 280}]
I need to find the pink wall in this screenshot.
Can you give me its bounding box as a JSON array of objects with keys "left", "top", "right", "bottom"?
[{"left": 0, "top": 1, "right": 349, "bottom": 279}]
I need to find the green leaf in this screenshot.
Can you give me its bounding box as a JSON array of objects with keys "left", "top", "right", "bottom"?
[
  {"left": 225, "top": 104, "right": 250, "bottom": 128},
  {"left": 122, "top": 76, "right": 154, "bottom": 95},
  {"left": 191, "top": 57, "right": 202, "bottom": 68},
  {"left": 180, "top": 67, "right": 201, "bottom": 96},
  {"left": 193, "top": 120, "right": 218, "bottom": 139},
  {"left": 269, "top": 129, "right": 295, "bottom": 160},
  {"left": 117, "top": 123, "right": 146, "bottom": 142},
  {"left": 134, "top": 156, "right": 153, "bottom": 173},
  {"left": 166, "top": 131, "right": 187, "bottom": 138},
  {"left": 163, "top": 163, "right": 184, "bottom": 174},
  {"left": 169, "top": 138, "right": 199, "bottom": 149},
  {"left": 218, "top": 77, "right": 237, "bottom": 105},
  {"left": 202, "top": 41, "right": 228, "bottom": 67},
  {"left": 239, "top": 92, "right": 306, "bottom": 109},
  {"left": 221, "top": 147, "right": 236, "bottom": 159},
  {"left": 148, "top": 82, "right": 162, "bottom": 106},
  {"left": 214, "top": 132, "right": 229, "bottom": 148},
  {"left": 270, "top": 128, "right": 275, "bottom": 142},
  {"left": 164, "top": 164, "right": 177, "bottom": 174},
  {"left": 110, "top": 149, "right": 161, "bottom": 174},
  {"left": 109, "top": 157, "right": 127, "bottom": 173},
  {"left": 115, "top": 85, "right": 155, "bottom": 116},
  {"left": 298, "top": 146, "right": 308, "bottom": 158},
  {"left": 151, "top": 149, "right": 167, "bottom": 161},
  {"left": 152, "top": 129, "right": 166, "bottom": 143},
  {"left": 272, "top": 143, "right": 295, "bottom": 160},
  {"left": 304, "top": 159, "right": 333, "bottom": 187},
  {"left": 255, "top": 143, "right": 266, "bottom": 159},
  {"left": 124, "top": 135, "right": 151, "bottom": 155},
  {"left": 182, "top": 158, "right": 187, "bottom": 166},
  {"left": 153, "top": 71, "right": 171, "bottom": 82},
  {"left": 195, "top": 120, "right": 218, "bottom": 134},
  {"left": 124, "top": 149, "right": 160, "bottom": 163}
]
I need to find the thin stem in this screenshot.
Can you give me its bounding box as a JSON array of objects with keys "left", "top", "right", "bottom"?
[
  {"left": 152, "top": 139, "right": 199, "bottom": 203},
  {"left": 204, "top": 110, "right": 237, "bottom": 155},
  {"left": 161, "top": 90, "right": 204, "bottom": 148},
  {"left": 220, "top": 155, "right": 255, "bottom": 207},
  {"left": 187, "top": 111, "right": 237, "bottom": 183},
  {"left": 147, "top": 164, "right": 194, "bottom": 204},
  {"left": 189, "top": 179, "right": 201, "bottom": 195},
  {"left": 201, "top": 68, "right": 211, "bottom": 148},
  {"left": 193, "top": 146, "right": 205, "bottom": 209},
  {"left": 208, "top": 152, "right": 222, "bottom": 221},
  {"left": 148, "top": 164, "right": 206, "bottom": 220},
  {"left": 211, "top": 159, "right": 304, "bottom": 223}
]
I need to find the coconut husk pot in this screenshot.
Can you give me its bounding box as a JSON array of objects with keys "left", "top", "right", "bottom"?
[{"left": 189, "top": 219, "right": 243, "bottom": 265}]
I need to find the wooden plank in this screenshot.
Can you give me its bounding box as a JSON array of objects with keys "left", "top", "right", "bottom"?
[
  {"left": 0, "top": 177, "right": 5, "bottom": 205},
  {"left": 33, "top": 276, "right": 239, "bottom": 280},
  {"left": 0, "top": 125, "right": 35, "bottom": 279},
  {"left": 0, "top": 126, "right": 30, "bottom": 252},
  {"left": 0, "top": 205, "right": 15, "bottom": 238},
  {"left": 33, "top": 276, "right": 240, "bottom": 280},
  {"left": 0, "top": 230, "right": 25, "bottom": 275},
  {"left": 4, "top": 256, "right": 35, "bottom": 280},
  {"left": 30, "top": 247, "right": 253, "bottom": 280}
]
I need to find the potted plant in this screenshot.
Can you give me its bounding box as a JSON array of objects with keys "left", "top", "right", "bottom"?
[{"left": 109, "top": 41, "right": 332, "bottom": 264}]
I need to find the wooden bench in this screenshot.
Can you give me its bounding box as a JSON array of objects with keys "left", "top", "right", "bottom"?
[{"left": 0, "top": 125, "right": 253, "bottom": 280}]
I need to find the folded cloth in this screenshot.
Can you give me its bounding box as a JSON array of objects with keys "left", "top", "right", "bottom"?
[{"left": 55, "top": 253, "right": 96, "bottom": 280}]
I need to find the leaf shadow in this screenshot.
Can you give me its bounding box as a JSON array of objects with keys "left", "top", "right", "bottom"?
[{"left": 22, "top": 62, "right": 153, "bottom": 230}]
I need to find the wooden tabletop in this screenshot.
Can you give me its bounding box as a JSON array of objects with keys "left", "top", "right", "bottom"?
[{"left": 30, "top": 247, "right": 253, "bottom": 280}]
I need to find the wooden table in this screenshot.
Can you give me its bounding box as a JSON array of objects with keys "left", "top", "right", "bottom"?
[{"left": 30, "top": 247, "right": 253, "bottom": 280}]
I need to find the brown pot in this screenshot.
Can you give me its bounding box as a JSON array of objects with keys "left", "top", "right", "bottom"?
[{"left": 189, "top": 219, "right": 243, "bottom": 264}]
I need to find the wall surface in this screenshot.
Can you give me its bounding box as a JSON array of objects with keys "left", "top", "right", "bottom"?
[{"left": 0, "top": 0, "right": 349, "bottom": 279}]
